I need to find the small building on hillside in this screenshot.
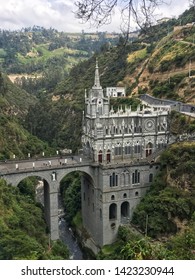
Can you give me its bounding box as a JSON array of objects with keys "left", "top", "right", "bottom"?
[{"left": 106, "top": 87, "right": 126, "bottom": 97}]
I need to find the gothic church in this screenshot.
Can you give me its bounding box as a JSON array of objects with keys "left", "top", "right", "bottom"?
[{"left": 81, "top": 60, "right": 170, "bottom": 247}]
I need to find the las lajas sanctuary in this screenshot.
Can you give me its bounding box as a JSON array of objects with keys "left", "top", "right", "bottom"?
[
  {"left": 81, "top": 60, "right": 170, "bottom": 247},
  {"left": 1, "top": 60, "right": 171, "bottom": 251}
]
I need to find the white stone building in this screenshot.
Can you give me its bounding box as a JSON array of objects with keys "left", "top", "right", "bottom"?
[
  {"left": 106, "top": 87, "right": 126, "bottom": 97},
  {"left": 82, "top": 60, "right": 170, "bottom": 163}
]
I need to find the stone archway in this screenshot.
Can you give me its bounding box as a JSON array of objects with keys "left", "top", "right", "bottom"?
[{"left": 59, "top": 169, "right": 98, "bottom": 246}]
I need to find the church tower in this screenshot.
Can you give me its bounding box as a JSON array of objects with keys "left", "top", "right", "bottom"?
[
  {"left": 85, "top": 59, "right": 109, "bottom": 117},
  {"left": 82, "top": 59, "right": 109, "bottom": 160}
]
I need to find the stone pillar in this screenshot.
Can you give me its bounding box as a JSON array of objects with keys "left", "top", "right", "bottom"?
[{"left": 48, "top": 180, "right": 60, "bottom": 240}]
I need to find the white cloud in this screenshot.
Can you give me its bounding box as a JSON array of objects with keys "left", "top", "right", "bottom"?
[
  {"left": 0, "top": 0, "right": 191, "bottom": 32},
  {"left": 155, "top": 0, "right": 189, "bottom": 20}
]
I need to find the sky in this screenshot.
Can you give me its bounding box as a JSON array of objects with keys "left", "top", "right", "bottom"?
[{"left": 0, "top": 0, "right": 191, "bottom": 33}]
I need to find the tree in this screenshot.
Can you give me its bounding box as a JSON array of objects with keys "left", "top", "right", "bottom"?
[{"left": 75, "top": 0, "right": 168, "bottom": 35}]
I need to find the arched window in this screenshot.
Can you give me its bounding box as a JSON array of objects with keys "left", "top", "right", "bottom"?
[
  {"left": 109, "top": 203, "right": 117, "bottom": 220},
  {"left": 106, "top": 149, "right": 111, "bottom": 163},
  {"left": 111, "top": 195, "right": 115, "bottom": 200},
  {"left": 110, "top": 172, "right": 118, "bottom": 187},
  {"left": 115, "top": 146, "right": 122, "bottom": 155},
  {"left": 146, "top": 142, "right": 153, "bottom": 157},
  {"left": 98, "top": 150, "right": 102, "bottom": 163},
  {"left": 132, "top": 170, "right": 140, "bottom": 184},
  {"left": 134, "top": 144, "right": 141, "bottom": 153},
  {"left": 123, "top": 193, "right": 127, "bottom": 198},
  {"left": 125, "top": 145, "right": 131, "bottom": 154}
]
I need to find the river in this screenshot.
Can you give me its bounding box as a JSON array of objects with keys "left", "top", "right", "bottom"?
[
  {"left": 58, "top": 193, "right": 84, "bottom": 260},
  {"left": 58, "top": 217, "right": 83, "bottom": 260}
]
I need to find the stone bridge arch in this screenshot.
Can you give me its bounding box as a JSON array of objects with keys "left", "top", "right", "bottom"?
[
  {"left": 2, "top": 170, "right": 59, "bottom": 240},
  {"left": 1, "top": 164, "right": 98, "bottom": 242},
  {"left": 56, "top": 167, "right": 98, "bottom": 244}
]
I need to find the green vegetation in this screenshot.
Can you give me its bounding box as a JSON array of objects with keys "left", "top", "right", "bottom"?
[
  {"left": 0, "top": 178, "right": 69, "bottom": 259},
  {"left": 132, "top": 142, "right": 195, "bottom": 236},
  {"left": 0, "top": 26, "right": 120, "bottom": 95},
  {"left": 0, "top": 113, "right": 54, "bottom": 160},
  {"left": 110, "top": 97, "right": 141, "bottom": 111},
  {"left": 60, "top": 172, "right": 81, "bottom": 224},
  {"left": 148, "top": 33, "right": 195, "bottom": 74},
  {"left": 170, "top": 111, "right": 195, "bottom": 134},
  {"left": 149, "top": 74, "right": 187, "bottom": 100},
  {"left": 25, "top": 97, "right": 83, "bottom": 152}
]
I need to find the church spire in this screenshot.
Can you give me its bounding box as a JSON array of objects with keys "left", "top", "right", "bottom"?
[{"left": 93, "top": 58, "right": 102, "bottom": 89}]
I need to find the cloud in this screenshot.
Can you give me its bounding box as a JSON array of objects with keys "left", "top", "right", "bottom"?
[
  {"left": 0, "top": 0, "right": 191, "bottom": 32},
  {"left": 155, "top": 0, "right": 189, "bottom": 20}
]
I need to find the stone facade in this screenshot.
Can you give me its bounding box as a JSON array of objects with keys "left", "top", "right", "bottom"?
[
  {"left": 81, "top": 161, "right": 160, "bottom": 246},
  {"left": 82, "top": 61, "right": 170, "bottom": 164},
  {"left": 80, "top": 61, "right": 171, "bottom": 246}
]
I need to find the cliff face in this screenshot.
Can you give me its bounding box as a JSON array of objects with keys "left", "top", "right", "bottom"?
[{"left": 116, "top": 24, "right": 195, "bottom": 103}]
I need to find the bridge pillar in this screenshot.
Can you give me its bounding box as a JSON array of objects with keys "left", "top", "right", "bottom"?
[{"left": 44, "top": 179, "right": 59, "bottom": 241}]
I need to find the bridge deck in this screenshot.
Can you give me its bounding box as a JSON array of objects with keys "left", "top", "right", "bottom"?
[{"left": 0, "top": 155, "right": 160, "bottom": 176}]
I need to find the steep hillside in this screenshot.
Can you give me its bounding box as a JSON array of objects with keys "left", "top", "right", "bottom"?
[
  {"left": 0, "top": 178, "right": 69, "bottom": 260},
  {"left": 0, "top": 72, "right": 36, "bottom": 117},
  {"left": 133, "top": 141, "right": 195, "bottom": 237},
  {"left": 0, "top": 72, "right": 54, "bottom": 159},
  {"left": 0, "top": 27, "right": 120, "bottom": 95},
  {"left": 53, "top": 9, "right": 195, "bottom": 104},
  {"left": 130, "top": 24, "right": 195, "bottom": 103}
]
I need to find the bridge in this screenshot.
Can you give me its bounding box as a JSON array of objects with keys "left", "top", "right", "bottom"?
[
  {"left": 0, "top": 152, "right": 162, "bottom": 249},
  {"left": 0, "top": 155, "right": 96, "bottom": 241},
  {"left": 140, "top": 94, "right": 195, "bottom": 118}
]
